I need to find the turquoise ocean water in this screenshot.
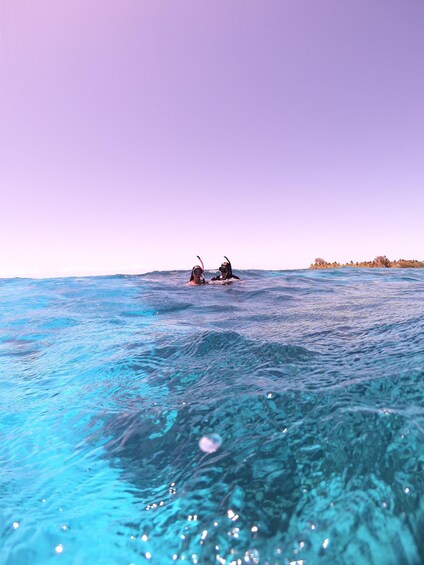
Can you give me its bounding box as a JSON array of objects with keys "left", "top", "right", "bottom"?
[{"left": 1, "top": 269, "right": 423, "bottom": 564}]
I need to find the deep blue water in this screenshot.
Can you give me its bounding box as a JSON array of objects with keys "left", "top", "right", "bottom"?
[{"left": 1, "top": 269, "right": 424, "bottom": 564}]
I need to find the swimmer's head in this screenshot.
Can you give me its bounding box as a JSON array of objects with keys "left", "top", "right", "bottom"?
[
  {"left": 219, "top": 262, "right": 230, "bottom": 274},
  {"left": 190, "top": 264, "right": 205, "bottom": 283},
  {"left": 219, "top": 258, "right": 233, "bottom": 279}
]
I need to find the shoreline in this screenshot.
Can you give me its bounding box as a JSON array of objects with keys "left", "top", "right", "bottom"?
[{"left": 310, "top": 256, "right": 424, "bottom": 269}]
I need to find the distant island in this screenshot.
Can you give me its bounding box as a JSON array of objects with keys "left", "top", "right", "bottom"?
[{"left": 310, "top": 256, "right": 424, "bottom": 269}]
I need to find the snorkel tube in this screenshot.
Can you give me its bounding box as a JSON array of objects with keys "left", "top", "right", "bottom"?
[
  {"left": 223, "top": 256, "right": 233, "bottom": 276},
  {"left": 197, "top": 255, "right": 205, "bottom": 272},
  {"left": 191, "top": 255, "right": 205, "bottom": 284}
]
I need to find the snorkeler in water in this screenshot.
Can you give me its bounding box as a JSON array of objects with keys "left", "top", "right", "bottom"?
[
  {"left": 188, "top": 256, "right": 207, "bottom": 285},
  {"left": 210, "top": 256, "right": 241, "bottom": 282}
]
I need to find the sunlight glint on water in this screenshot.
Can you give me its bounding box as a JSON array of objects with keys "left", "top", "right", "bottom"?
[{"left": 1, "top": 269, "right": 423, "bottom": 564}]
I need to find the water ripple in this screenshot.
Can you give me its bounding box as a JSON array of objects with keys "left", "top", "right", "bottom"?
[{"left": 1, "top": 269, "right": 424, "bottom": 563}]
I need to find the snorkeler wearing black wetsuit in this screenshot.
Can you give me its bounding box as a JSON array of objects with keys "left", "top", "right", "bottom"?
[{"left": 210, "top": 256, "right": 241, "bottom": 282}]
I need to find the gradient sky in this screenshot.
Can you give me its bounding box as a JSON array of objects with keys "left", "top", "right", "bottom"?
[{"left": 1, "top": 0, "right": 423, "bottom": 277}]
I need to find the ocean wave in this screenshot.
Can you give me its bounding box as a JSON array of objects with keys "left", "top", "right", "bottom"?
[{"left": 1, "top": 269, "right": 424, "bottom": 563}]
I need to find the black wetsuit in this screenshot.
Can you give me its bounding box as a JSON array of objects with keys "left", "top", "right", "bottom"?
[{"left": 210, "top": 272, "right": 240, "bottom": 282}]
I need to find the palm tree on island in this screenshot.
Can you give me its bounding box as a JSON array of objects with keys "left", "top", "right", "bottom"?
[{"left": 310, "top": 256, "right": 424, "bottom": 269}]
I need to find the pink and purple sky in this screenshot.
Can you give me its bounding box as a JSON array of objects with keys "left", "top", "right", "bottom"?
[{"left": 1, "top": 1, "right": 423, "bottom": 277}]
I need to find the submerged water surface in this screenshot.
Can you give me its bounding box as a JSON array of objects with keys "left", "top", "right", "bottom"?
[{"left": 1, "top": 269, "right": 424, "bottom": 564}]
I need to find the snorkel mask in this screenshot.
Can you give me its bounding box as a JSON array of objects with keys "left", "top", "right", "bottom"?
[
  {"left": 219, "top": 256, "right": 232, "bottom": 277},
  {"left": 191, "top": 255, "right": 205, "bottom": 280}
]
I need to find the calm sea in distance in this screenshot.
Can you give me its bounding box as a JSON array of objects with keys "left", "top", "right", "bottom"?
[{"left": 1, "top": 269, "right": 423, "bottom": 564}]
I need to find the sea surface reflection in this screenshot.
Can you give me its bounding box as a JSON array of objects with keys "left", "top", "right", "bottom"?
[{"left": 1, "top": 269, "right": 423, "bottom": 563}]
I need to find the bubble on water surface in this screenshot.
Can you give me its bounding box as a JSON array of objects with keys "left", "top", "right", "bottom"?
[
  {"left": 3, "top": 271, "right": 424, "bottom": 564},
  {"left": 199, "top": 433, "right": 223, "bottom": 453}
]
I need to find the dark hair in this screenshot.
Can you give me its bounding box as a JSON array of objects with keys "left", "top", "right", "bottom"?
[
  {"left": 219, "top": 261, "right": 232, "bottom": 276},
  {"left": 189, "top": 265, "right": 205, "bottom": 283}
]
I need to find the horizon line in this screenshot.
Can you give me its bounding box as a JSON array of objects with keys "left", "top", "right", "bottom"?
[
  {"left": 0, "top": 267, "right": 307, "bottom": 280},
  {"left": 2, "top": 263, "right": 424, "bottom": 281}
]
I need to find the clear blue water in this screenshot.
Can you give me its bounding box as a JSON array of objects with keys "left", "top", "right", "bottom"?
[{"left": 1, "top": 269, "right": 424, "bottom": 564}]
